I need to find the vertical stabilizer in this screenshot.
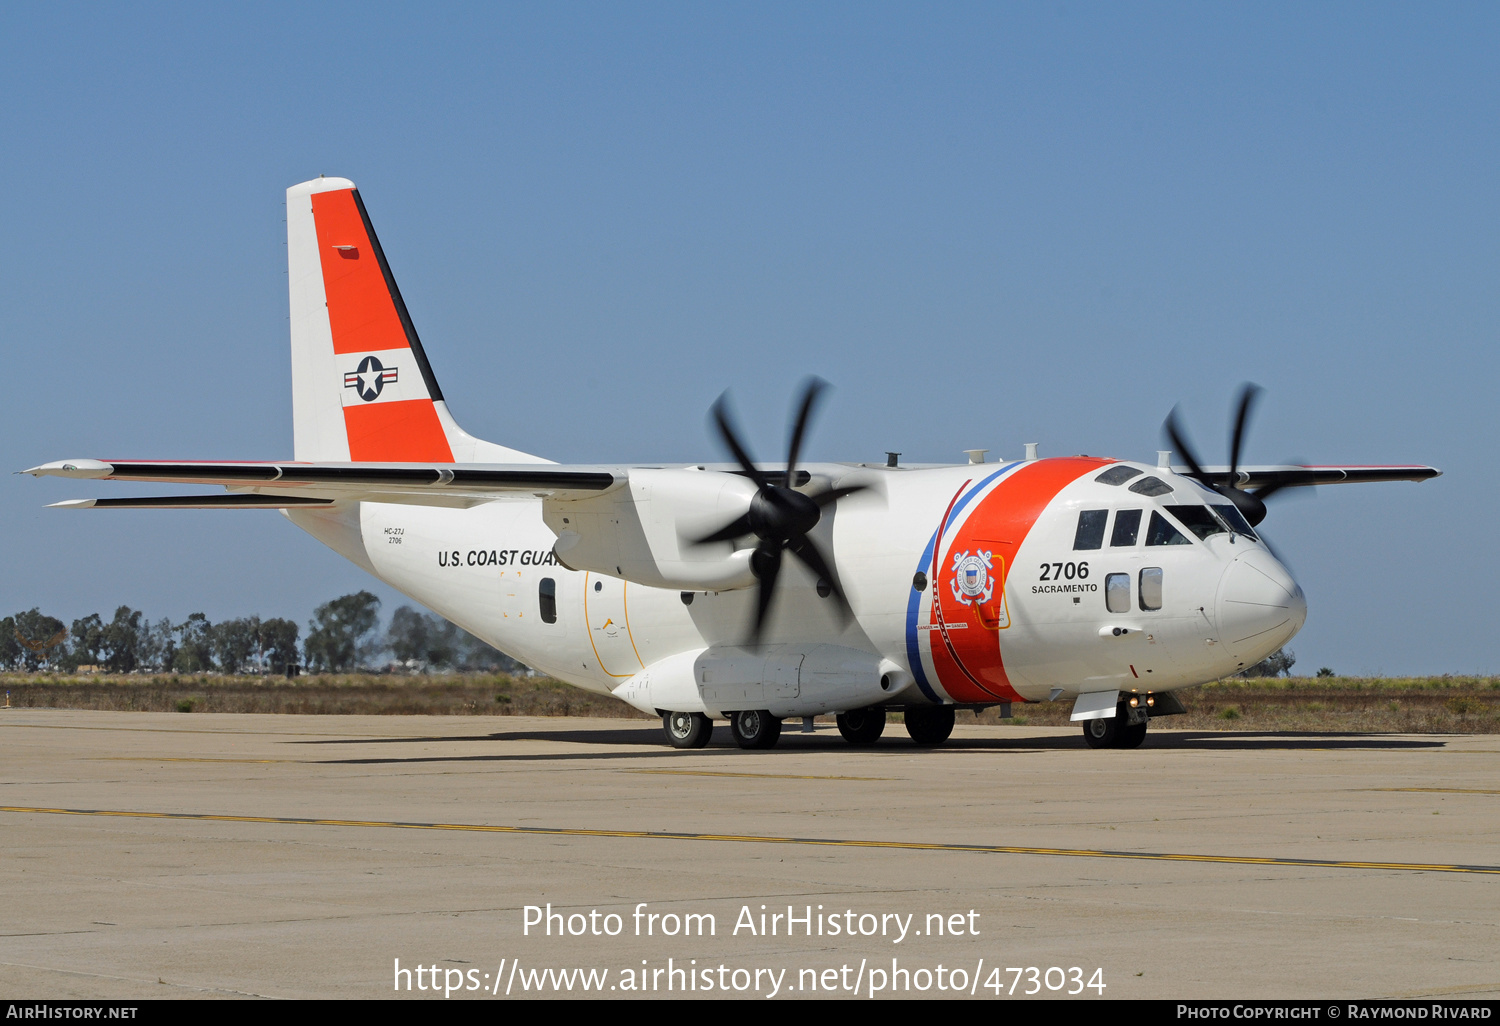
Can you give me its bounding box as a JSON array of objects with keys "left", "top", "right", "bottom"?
[{"left": 286, "top": 177, "right": 546, "bottom": 464}]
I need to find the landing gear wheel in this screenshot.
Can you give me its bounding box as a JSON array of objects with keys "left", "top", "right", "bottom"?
[
  {"left": 1118, "top": 718, "right": 1147, "bottom": 749},
  {"left": 663, "top": 711, "right": 712, "bottom": 749},
  {"left": 904, "top": 706, "right": 955, "bottom": 746},
  {"left": 729, "top": 710, "right": 782, "bottom": 750},
  {"left": 1082, "top": 715, "right": 1120, "bottom": 749},
  {"left": 836, "top": 708, "right": 886, "bottom": 745}
]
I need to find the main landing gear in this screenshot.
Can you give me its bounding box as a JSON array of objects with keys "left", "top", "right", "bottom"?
[
  {"left": 833, "top": 706, "right": 954, "bottom": 746},
  {"left": 836, "top": 707, "right": 886, "bottom": 745},
  {"left": 1081, "top": 701, "right": 1147, "bottom": 749},
  {"left": 662, "top": 710, "right": 712, "bottom": 749},
  {"left": 660, "top": 709, "right": 786, "bottom": 750},
  {"left": 903, "top": 706, "right": 955, "bottom": 746},
  {"left": 728, "top": 709, "right": 782, "bottom": 750}
]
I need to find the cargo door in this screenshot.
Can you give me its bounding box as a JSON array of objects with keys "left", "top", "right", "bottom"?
[{"left": 584, "top": 573, "right": 644, "bottom": 678}]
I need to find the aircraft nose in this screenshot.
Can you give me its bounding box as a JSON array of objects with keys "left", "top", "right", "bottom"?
[{"left": 1215, "top": 550, "right": 1306, "bottom": 664}]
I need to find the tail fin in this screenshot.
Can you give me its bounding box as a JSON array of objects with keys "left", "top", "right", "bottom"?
[{"left": 286, "top": 177, "right": 545, "bottom": 464}]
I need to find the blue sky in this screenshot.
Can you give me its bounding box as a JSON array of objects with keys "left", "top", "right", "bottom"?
[{"left": 2, "top": 3, "right": 1494, "bottom": 674}]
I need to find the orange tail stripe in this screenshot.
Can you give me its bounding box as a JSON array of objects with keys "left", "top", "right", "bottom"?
[
  {"left": 343, "top": 400, "right": 453, "bottom": 463},
  {"left": 311, "top": 189, "right": 410, "bottom": 356}
]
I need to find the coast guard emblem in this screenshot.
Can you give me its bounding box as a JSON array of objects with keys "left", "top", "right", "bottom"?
[{"left": 950, "top": 549, "right": 995, "bottom": 606}]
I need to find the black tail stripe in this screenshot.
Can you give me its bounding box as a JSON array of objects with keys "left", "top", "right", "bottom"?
[{"left": 350, "top": 189, "right": 444, "bottom": 403}]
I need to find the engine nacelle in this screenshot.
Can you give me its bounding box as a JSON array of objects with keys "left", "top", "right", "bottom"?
[{"left": 543, "top": 468, "right": 762, "bottom": 590}]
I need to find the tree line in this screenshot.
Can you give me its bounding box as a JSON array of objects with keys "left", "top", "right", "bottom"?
[{"left": 2, "top": 592, "right": 521, "bottom": 676}]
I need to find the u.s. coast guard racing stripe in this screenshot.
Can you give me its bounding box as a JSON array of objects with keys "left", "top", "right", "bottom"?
[
  {"left": 2, "top": 805, "right": 1494, "bottom": 875},
  {"left": 904, "top": 463, "right": 1018, "bottom": 703}
]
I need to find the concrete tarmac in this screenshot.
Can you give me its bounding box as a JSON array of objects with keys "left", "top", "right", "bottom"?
[{"left": 0, "top": 709, "right": 1496, "bottom": 1000}]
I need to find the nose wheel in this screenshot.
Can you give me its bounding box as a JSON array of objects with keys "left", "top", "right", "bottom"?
[{"left": 1081, "top": 702, "right": 1147, "bottom": 749}]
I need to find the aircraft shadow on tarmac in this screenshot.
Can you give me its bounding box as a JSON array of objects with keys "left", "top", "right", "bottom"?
[{"left": 289, "top": 728, "right": 1448, "bottom": 766}]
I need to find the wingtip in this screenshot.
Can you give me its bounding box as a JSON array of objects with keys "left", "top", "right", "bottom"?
[
  {"left": 24, "top": 459, "right": 113, "bottom": 479},
  {"left": 48, "top": 499, "right": 97, "bottom": 509}
]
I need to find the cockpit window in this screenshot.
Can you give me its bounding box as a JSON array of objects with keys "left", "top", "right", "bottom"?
[
  {"left": 1163, "top": 505, "right": 1228, "bottom": 542},
  {"left": 1212, "top": 504, "right": 1260, "bottom": 541},
  {"left": 1073, "top": 510, "right": 1107, "bottom": 550},
  {"left": 1111, "top": 508, "right": 1142, "bottom": 547},
  {"left": 1145, "top": 510, "right": 1191, "bottom": 546},
  {"left": 1095, "top": 465, "right": 1143, "bottom": 486},
  {"left": 1128, "top": 475, "right": 1174, "bottom": 497}
]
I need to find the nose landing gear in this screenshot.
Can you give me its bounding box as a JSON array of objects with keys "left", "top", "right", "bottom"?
[{"left": 1081, "top": 701, "right": 1147, "bottom": 749}]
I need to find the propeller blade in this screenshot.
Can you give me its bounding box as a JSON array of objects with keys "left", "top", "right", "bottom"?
[
  {"left": 784, "top": 377, "right": 827, "bottom": 480},
  {"left": 1164, "top": 406, "right": 1211, "bottom": 486},
  {"left": 711, "top": 393, "right": 771, "bottom": 492},
  {"left": 1228, "top": 383, "right": 1262, "bottom": 480},
  {"left": 690, "top": 512, "right": 753, "bottom": 547},
  {"left": 787, "top": 534, "right": 853, "bottom": 626},
  {"left": 810, "top": 483, "right": 868, "bottom": 507},
  {"left": 749, "top": 545, "right": 783, "bottom": 646}
]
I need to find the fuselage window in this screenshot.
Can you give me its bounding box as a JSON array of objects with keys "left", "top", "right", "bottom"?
[
  {"left": 1163, "top": 505, "right": 1227, "bottom": 541},
  {"left": 1128, "top": 475, "right": 1174, "bottom": 497},
  {"left": 1212, "top": 504, "right": 1259, "bottom": 541},
  {"left": 539, "top": 578, "right": 557, "bottom": 624},
  {"left": 1105, "top": 572, "right": 1131, "bottom": 613},
  {"left": 1073, "top": 510, "right": 1108, "bottom": 550},
  {"left": 1111, "top": 508, "right": 1142, "bottom": 547},
  {"left": 1095, "top": 465, "right": 1143, "bottom": 486},
  {"left": 1145, "top": 510, "right": 1191, "bottom": 546},
  {"left": 1139, "top": 567, "right": 1163, "bottom": 611}
]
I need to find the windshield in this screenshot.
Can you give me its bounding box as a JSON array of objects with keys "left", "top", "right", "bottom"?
[
  {"left": 1162, "top": 505, "right": 1228, "bottom": 542},
  {"left": 1212, "top": 504, "right": 1260, "bottom": 541}
]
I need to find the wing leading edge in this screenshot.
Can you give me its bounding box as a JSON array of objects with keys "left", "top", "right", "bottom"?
[
  {"left": 1174, "top": 464, "right": 1441, "bottom": 490},
  {"left": 25, "top": 459, "right": 625, "bottom": 509}
]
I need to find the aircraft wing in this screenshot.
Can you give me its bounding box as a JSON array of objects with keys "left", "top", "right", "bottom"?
[
  {"left": 23, "top": 459, "right": 626, "bottom": 509},
  {"left": 1174, "top": 464, "right": 1441, "bottom": 491}
]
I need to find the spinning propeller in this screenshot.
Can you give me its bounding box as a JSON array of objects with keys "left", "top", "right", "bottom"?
[
  {"left": 693, "top": 378, "right": 865, "bottom": 644},
  {"left": 1164, "top": 383, "right": 1294, "bottom": 528}
]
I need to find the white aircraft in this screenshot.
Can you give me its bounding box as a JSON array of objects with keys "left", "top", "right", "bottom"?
[{"left": 27, "top": 177, "right": 1440, "bottom": 750}]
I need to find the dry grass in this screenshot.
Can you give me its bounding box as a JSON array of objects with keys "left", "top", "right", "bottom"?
[
  {"left": 2, "top": 673, "right": 1496, "bottom": 733},
  {"left": 959, "top": 676, "right": 1500, "bottom": 733},
  {"left": 0, "top": 672, "right": 651, "bottom": 718}
]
